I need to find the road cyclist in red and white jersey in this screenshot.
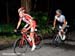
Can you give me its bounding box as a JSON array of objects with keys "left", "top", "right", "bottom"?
[{"left": 14, "top": 7, "right": 37, "bottom": 51}]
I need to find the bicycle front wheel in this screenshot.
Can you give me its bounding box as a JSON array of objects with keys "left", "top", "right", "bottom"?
[
  {"left": 52, "top": 34, "right": 62, "bottom": 46},
  {"left": 13, "top": 37, "right": 27, "bottom": 54}
]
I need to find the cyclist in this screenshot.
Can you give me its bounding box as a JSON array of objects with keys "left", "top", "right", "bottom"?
[
  {"left": 52, "top": 9, "right": 67, "bottom": 40},
  {"left": 14, "top": 7, "right": 37, "bottom": 51}
]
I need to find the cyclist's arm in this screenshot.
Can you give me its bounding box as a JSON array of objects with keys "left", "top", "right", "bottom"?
[
  {"left": 62, "top": 19, "right": 67, "bottom": 29},
  {"left": 53, "top": 18, "right": 56, "bottom": 28},
  {"left": 24, "top": 24, "right": 29, "bottom": 28},
  {"left": 16, "top": 18, "right": 22, "bottom": 29},
  {"left": 25, "top": 26, "right": 31, "bottom": 31},
  {"left": 63, "top": 19, "right": 67, "bottom": 25}
]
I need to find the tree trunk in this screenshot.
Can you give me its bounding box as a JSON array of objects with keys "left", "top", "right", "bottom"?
[
  {"left": 21, "top": 0, "right": 31, "bottom": 13},
  {"left": 6, "top": 1, "right": 10, "bottom": 24}
]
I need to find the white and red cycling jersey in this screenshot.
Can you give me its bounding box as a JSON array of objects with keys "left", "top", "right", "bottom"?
[{"left": 20, "top": 14, "right": 37, "bottom": 28}]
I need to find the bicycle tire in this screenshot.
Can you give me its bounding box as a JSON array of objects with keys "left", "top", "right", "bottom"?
[
  {"left": 52, "top": 34, "right": 62, "bottom": 46},
  {"left": 13, "top": 37, "right": 28, "bottom": 54},
  {"left": 34, "top": 34, "right": 43, "bottom": 48}
]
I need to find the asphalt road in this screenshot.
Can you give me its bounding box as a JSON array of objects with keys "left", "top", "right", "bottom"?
[{"left": 0, "top": 39, "right": 75, "bottom": 56}]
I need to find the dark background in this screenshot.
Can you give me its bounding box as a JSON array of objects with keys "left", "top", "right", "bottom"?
[
  {"left": 0, "top": 0, "right": 74, "bottom": 25},
  {"left": 0, "top": 0, "right": 20, "bottom": 24}
]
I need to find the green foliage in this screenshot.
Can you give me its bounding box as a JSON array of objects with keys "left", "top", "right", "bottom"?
[
  {"left": 30, "top": 11, "right": 48, "bottom": 28},
  {"left": 30, "top": 11, "right": 54, "bottom": 37},
  {"left": 0, "top": 11, "right": 53, "bottom": 38},
  {"left": 0, "top": 24, "right": 14, "bottom": 32}
]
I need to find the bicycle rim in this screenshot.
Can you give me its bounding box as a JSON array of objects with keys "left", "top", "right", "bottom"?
[
  {"left": 35, "top": 35, "right": 43, "bottom": 48},
  {"left": 13, "top": 37, "right": 28, "bottom": 54}
]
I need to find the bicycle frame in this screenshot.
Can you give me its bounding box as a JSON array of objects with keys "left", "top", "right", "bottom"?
[
  {"left": 20, "top": 32, "right": 40, "bottom": 47},
  {"left": 20, "top": 33, "right": 33, "bottom": 47},
  {"left": 56, "top": 26, "right": 69, "bottom": 40}
]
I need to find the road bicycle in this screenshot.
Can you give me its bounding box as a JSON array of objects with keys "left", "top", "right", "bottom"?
[
  {"left": 52, "top": 25, "right": 70, "bottom": 46},
  {"left": 13, "top": 29, "right": 42, "bottom": 53}
]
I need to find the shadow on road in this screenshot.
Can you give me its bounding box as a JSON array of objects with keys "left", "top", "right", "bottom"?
[
  {"left": 58, "top": 43, "right": 75, "bottom": 50},
  {"left": 43, "top": 40, "right": 75, "bottom": 51}
]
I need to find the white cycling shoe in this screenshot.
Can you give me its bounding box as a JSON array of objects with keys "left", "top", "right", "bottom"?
[
  {"left": 62, "top": 35, "right": 66, "bottom": 40},
  {"left": 31, "top": 45, "right": 36, "bottom": 51},
  {"left": 59, "top": 32, "right": 66, "bottom": 41},
  {"left": 60, "top": 35, "right": 66, "bottom": 40}
]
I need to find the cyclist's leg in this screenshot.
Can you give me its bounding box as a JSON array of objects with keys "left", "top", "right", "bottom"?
[
  {"left": 21, "top": 28, "right": 27, "bottom": 40},
  {"left": 30, "top": 27, "right": 36, "bottom": 51},
  {"left": 60, "top": 25, "right": 67, "bottom": 40},
  {"left": 21, "top": 28, "right": 26, "bottom": 34},
  {"left": 30, "top": 21, "right": 36, "bottom": 51},
  {"left": 18, "top": 29, "right": 26, "bottom": 46},
  {"left": 58, "top": 25, "right": 63, "bottom": 39},
  {"left": 62, "top": 26, "right": 67, "bottom": 40}
]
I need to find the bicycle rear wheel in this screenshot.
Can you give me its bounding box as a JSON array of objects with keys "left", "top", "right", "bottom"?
[
  {"left": 34, "top": 34, "right": 43, "bottom": 48},
  {"left": 13, "top": 37, "right": 27, "bottom": 54}
]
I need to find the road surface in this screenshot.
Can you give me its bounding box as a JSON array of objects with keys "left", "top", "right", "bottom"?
[{"left": 0, "top": 39, "right": 75, "bottom": 56}]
